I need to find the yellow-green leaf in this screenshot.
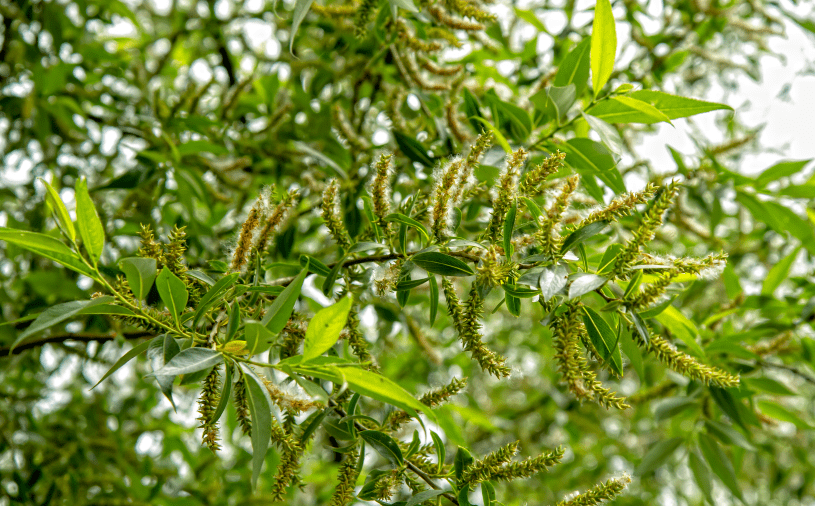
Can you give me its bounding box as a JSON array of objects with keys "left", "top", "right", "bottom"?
[
  {"left": 590, "top": 0, "right": 616, "bottom": 97},
  {"left": 75, "top": 177, "right": 105, "bottom": 264}
]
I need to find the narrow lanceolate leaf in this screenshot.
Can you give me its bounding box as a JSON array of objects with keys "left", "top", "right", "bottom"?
[
  {"left": 582, "top": 113, "right": 623, "bottom": 154},
  {"left": 429, "top": 275, "right": 439, "bottom": 325},
  {"left": 698, "top": 434, "right": 744, "bottom": 501},
  {"left": 762, "top": 246, "right": 801, "bottom": 296},
  {"left": 359, "top": 430, "right": 404, "bottom": 466},
  {"left": 155, "top": 267, "right": 189, "bottom": 326},
  {"left": 262, "top": 264, "right": 308, "bottom": 333},
  {"left": 611, "top": 96, "right": 672, "bottom": 125},
  {"left": 568, "top": 273, "right": 607, "bottom": 299},
  {"left": 289, "top": 0, "right": 316, "bottom": 53},
  {"left": 406, "top": 490, "right": 448, "bottom": 506},
  {"left": 0, "top": 228, "right": 95, "bottom": 277},
  {"left": 630, "top": 310, "right": 650, "bottom": 346},
  {"left": 322, "top": 253, "right": 346, "bottom": 296},
  {"left": 394, "top": 130, "right": 434, "bottom": 167},
  {"left": 561, "top": 221, "right": 609, "bottom": 253},
  {"left": 75, "top": 177, "right": 105, "bottom": 264},
  {"left": 412, "top": 252, "right": 474, "bottom": 277},
  {"left": 634, "top": 437, "right": 683, "bottom": 476},
  {"left": 581, "top": 306, "right": 623, "bottom": 375},
  {"left": 240, "top": 364, "right": 274, "bottom": 489},
  {"left": 553, "top": 37, "right": 592, "bottom": 97},
  {"left": 303, "top": 296, "right": 353, "bottom": 362},
  {"left": 430, "top": 430, "right": 446, "bottom": 473},
  {"left": 119, "top": 257, "right": 157, "bottom": 301},
  {"left": 291, "top": 364, "right": 436, "bottom": 422},
  {"left": 41, "top": 179, "right": 76, "bottom": 242},
  {"left": 211, "top": 362, "right": 233, "bottom": 423},
  {"left": 385, "top": 213, "right": 430, "bottom": 243},
  {"left": 91, "top": 339, "right": 152, "bottom": 389},
  {"left": 587, "top": 90, "right": 732, "bottom": 123},
  {"left": 454, "top": 446, "right": 475, "bottom": 481},
  {"left": 689, "top": 449, "right": 714, "bottom": 504},
  {"left": 153, "top": 347, "right": 223, "bottom": 376},
  {"left": 503, "top": 199, "right": 517, "bottom": 258},
  {"left": 148, "top": 334, "right": 181, "bottom": 409},
  {"left": 11, "top": 296, "right": 114, "bottom": 353},
  {"left": 192, "top": 272, "right": 240, "bottom": 329},
  {"left": 590, "top": 0, "right": 616, "bottom": 97}
]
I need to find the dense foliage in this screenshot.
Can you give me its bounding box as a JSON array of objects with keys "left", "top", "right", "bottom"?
[{"left": 2, "top": 0, "right": 815, "bottom": 505}]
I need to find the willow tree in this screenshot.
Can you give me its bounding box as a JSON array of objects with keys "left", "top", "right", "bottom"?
[{"left": 1, "top": 0, "right": 814, "bottom": 505}]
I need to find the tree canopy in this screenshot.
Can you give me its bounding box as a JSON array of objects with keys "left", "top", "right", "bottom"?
[{"left": 1, "top": 0, "right": 815, "bottom": 505}]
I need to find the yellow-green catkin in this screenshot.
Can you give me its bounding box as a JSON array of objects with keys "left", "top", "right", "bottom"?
[
  {"left": 332, "top": 104, "right": 370, "bottom": 151},
  {"left": 388, "top": 376, "right": 467, "bottom": 428},
  {"left": 462, "top": 284, "right": 511, "bottom": 377},
  {"left": 353, "top": 0, "right": 378, "bottom": 36},
  {"left": 234, "top": 373, "right": 252, "bottom": 436},
  {"left": 461, "top": 441, "right": 520, "bottom": 484},
  {"left": 346, "top": 306, "right": 375, "bottom": 367},
  {"left": 518, "top": 151, "right": 565, "bottom": 196},
  {"left": 476, "top": 245, "right": 517, "bottom": 287},
  {"left": 331, "top": 451, "right": 359, "bottom": 506},
  {"left": 636, "top": 331, "right": 740, "bottom": 387},
  {"left": 485, "top": 147, "right": 528, "bottom": 243},
  {"left": 481, "top": 447, "right": 565, "bottom": 482},
  {"left": 311, "top": 2, "right": 358, "bottom": 17},
  {"left": 556, "top": 475, "right": 632, "bottom": 506},
  {"left": 230, "top": 196, "right": 262, "bottom": 272},
  {"left": 370, "top": 153, "right": 394, "bottom": 229},
  {"left": 271, "top": 448, "right": 302, "bottom": 502},
  {"left": 612, "top": 181, "right": 679, "bottom": 278},
  {"left": 198, "top": 365, "right": 222, "bottom": 452},
  {"left": 429, "top": 6, "right": 486, "bottom": 31},
  {"left": 536, "top": 175, "right": 579, "bottom": 258},
  {"left": 253, "top": 188, "right": 299, "bottom": 257},
  {"left": 322, "top": 179, "right": 353, "bottom": 250},
  {"left": 579, "top": 183, "right": 657, "bottom": 227},
  {"left": 453, "top": 132, "right": 493, "bottom": 203},
  {"left": 430, "top": 158, "right": 464, "bottom": 241},
  {"left": 164, "top": 225, "right": 189, "bottom": 277}
]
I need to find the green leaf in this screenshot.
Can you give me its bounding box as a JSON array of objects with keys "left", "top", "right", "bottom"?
[
  {"left": 153, "top": 347, "right": 223, "bottom": 376},
  {"left": 240, "top": 364, "right": 274, "bottom": 489},
  {"left": 698, "top": 434, "right": 744, "bottom": 501},
  {"left": 322, "top": 253, "right": 346, "bottom": 297},
  {"left": 0, "top": 228, "right": 95, "bottom": 277},
  {"left": 394, "top": 130, "right": 434, "bottom": 167},
  {"left": 744, "top": 377, "right": 795, "bottom": 396},
  {"left": 462, "top": 88, "right": 484, "bottom": 132},
  {"left": 619, "top": 324, "right": 644, "bottom": 379},
  {"left": 395, "top": 277, "right": 429, "bottom": 290},
  {"left": 430, "top": 430, "right": 446, "bottom": 473},
  {"left": 755, "top": 159, "right": 810, "bottom": 187},
  {"left": 610, "top": 96, "right": 673, "bottom": 125},
  {"left": 629, "top": 90, "right": 732, "bottom": 119},
  {"left": 244, "top": 321, "right": 275, "bottom": 356},
  {"left": 581, "top": 306, "right": 623, "bottom": 375},
  {"left": 503, "top": 199, "right": 516, "bottom": 257},
  {"left": 630, "top": 310, "right": 650, "bottom": 346},
  {"left": 291, "top": 364, "right": 435, "bottom": 422},
  {"left": 40, "top": 179, "right": 75, "bottom": 242},
  {"left": 562, "top": 138, "right": 625, "bottom": 194},
  {"left": 429, "top": 275, "right": 439, "bottom": 325},
  {"left": 554, "top": 38, "right": 591, "bottom": 97},
  {"left": 688, "top": 449, "right": 714, "bottom": 504},
  {"left": 119, "top": 257, "right": 157, "bottom": 301},
  {"left": 148, "top": 334, "right": 181, "bottom": 409},
  {"left": 359, "top": 430, "right": 404, "bottom": 466},
  {"left": 634, "top": 437, "right": 683, "bottom": 476},
  {"left": 300, "top": 254, "right": 332, "bottom": 277},
  {"left": 385, "top": 213, "right": 430, "bottom": 243},
  {"left": 156, "top": 267, "right": 189, "bottom": 326},
  {"left": 590, "top": 0, "right": 616, "bottom": 97},
  {"left": 481, "top": 481, "right": 496, "bottom": 506},
  {"left": 75, "top": 177, "right": 105, "bottom": 264},
  {"left": 656, "top": 306, "right": 704, "bottom": 357},
  {"left": 389, "top": 0, "right": 418, "bottom": 12},
  {"left": 262, "top": 265, "right": 308, "bottom": 333},
  {"left": 470, "top": 117, "right": 512, "bottom": 153},
  {"left": 11, "top": 296, "right": 114, "bottom": 353},
  {"left": 502, "top": 284, "right": 540, "bottom": 298},
  {"left": 454, "top": 446, "right": 475, "bottom": 481},
  {"left": 303, "top": 296, "right": 353, "bottom": 362},
  {"left": 582, "top": 113, "right": 623, "bottom": 154},
  {"left": 704, "top": 420, "right": 755, "bottom": 451},
  {"left": 406, "top": 489, "right": 448, "bottom": 506},
  {"left": 412, "top": 252, "right": 474, "bottom": 277},
  {"left": 762, "top": 246, "right": 801, "bottom": 295},
  {"left": 505, "top": 292, "right": 521, "bottom": 317},
  {"left": 90, "top": 339, "right": 152, "bottom": 389},
  {"left": 538, "top": 264, "right": 569, "bottom": 302},
  {"left": 568, "top": 273, "right": 607, "bottom": 299},
  {"left": 289, "top": 0, "right": 316, "bottom": 53},
  {"left": 758, "top": 400, "right": 813, "bottom": 430},
  {"left": 561, "top": 221, "right": 609, "bottom": 253},
  {"left": 653, "top": 397, "right": 698, "bottom": 422},
  {"left": 192, "top": 273, "right": 240, "bottom": 329},
  {"left": 211, "top": 362, "right": 233, "bottom": 423},
  {"left": 530, "top": 85, "right": 577, "bottom": 124}
]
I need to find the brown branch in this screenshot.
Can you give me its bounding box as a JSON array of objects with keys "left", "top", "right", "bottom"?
[{"left": 2, "top": 331, "right": 154, "bottom": 357}]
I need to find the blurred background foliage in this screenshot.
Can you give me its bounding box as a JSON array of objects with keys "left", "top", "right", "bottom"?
[{"left": 1, "top": 0, "right": 815, "bottom": 504}]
